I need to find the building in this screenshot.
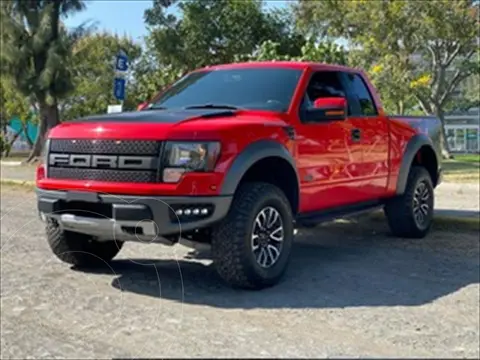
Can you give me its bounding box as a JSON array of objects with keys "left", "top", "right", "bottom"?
[{"left": 445, "top": 107, "right": 480, "bottom": 153}]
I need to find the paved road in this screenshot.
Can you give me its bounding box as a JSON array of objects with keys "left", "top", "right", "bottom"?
[{"left": 1, "top": 187, "right": 479, "bottom": 358}]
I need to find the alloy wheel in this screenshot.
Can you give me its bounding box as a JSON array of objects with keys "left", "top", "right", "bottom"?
[{"left": 251, "top": 206, "right": 284, "bottom": 268}]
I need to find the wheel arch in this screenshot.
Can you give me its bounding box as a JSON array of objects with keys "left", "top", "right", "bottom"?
[
  {"left": 396, "top": 134, "right": 440, "bottom": 195},
  {"left": 219, "top": 140, "right": 300, "bottom": 214}
]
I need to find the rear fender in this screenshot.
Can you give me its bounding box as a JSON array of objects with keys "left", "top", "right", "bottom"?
[{"left": 396, "top": 134, "right": 439, "bottom": 195}]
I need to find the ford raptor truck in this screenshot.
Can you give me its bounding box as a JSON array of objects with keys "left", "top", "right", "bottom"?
[{"left": 36, "top": 61, "right": 443, "bottom": 289}]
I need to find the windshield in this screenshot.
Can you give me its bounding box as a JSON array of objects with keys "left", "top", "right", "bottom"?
[{"left": 149, "top": 68, "right": 303, "bottom": 112}]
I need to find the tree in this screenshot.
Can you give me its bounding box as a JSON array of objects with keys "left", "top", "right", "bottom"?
[
  {"left": 295, "top": 0, "right": 480, "bottom": 158},
  {"left": 240, "top": 38, "right": 348, "bottom": 65},
  {"left": 131, "top": 0, "right": 306, "bottom": 106},
  {"left": 143, "top": 0, "right": 303, "bottom": 72},
  {"left": 0, "top": 76, "right": 38, "bottom": 156},
  {"left": 444, "top": 75, "right": 480, "bottom": 113},
  {"left": 126, "top": 36, "right": 185, "bottom": 107},
  {"left": 60, "top": 32, "right": 142, "bottom": 120},
  {"left": 357, "top": 54, "right": 419, "bottom": 115},
  {"left": 0, "top": 0, "right": 87, "bottom": 162}
]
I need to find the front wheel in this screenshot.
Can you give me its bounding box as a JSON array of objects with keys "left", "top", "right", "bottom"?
[
  {"left": 384, "top": 166, "right": 434, "bottom": 238},
  {"left": 46, "top": 219, "right": 124, "bottom": 267},
  {"left": 211, "top": 182, "right": 294, "bottom": 289}
]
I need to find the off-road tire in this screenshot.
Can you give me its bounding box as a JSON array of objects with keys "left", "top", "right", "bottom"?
[
  {"left": 384, "top": 166, "right": 434, "bottom": 238},
  {"left": 46, "top": 218, "right": 124, "bottom": 267},
  {"left": 211, "top": 182, "right": 294, "bottom": 290}
]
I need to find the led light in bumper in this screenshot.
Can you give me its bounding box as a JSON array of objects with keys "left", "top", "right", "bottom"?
[{"left": 169, "top": 205, "right": 213, "bottom": 222}]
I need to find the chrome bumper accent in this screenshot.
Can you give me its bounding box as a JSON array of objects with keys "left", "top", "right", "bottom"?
[{"left": 47, "top": 213, "right": 174, "bottom": 245}]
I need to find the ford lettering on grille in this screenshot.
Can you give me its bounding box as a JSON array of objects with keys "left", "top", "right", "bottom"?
[
  {"left": 47, "top": 139, "right": 162, "bottom": 183},
  {"left": 49, "top": 154, "right": 157, "bottom": 170}
]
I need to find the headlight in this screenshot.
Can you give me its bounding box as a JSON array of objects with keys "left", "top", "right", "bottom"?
[{"left": 162, "top": 141, "right": 221, "bottom": 183}]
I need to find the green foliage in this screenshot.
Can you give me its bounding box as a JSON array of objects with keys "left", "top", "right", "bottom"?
[
  {"left": 60, "top": 32, "right": 142, "bottom": 120},
  {"left": 0, "top": 0, "right": 88, "bottom": 159},
  {"left": 129, "top": 0, "right": 307, "bottom": 105},
  {"left": 295, "top": 0, "right": 479, "bottom": 116},
  {"left": 0, "top": 76, "right": 37, "bottom": 126},
  {"left": 0, "top": 134, "right": 12, "bottom": 157},
  {"left": 444, "top": 75, "right": 480, "bottom": 113},
  {"left": 144, "top": 0, "right": 304, "bottom": 71},
  {"left": 295, "top": 0, "right": 479, "bottom": 156},
  {"left": 0, "top": 0, "right": 86, "bottom": 105},
  {"left": 237, "top": 39, "right": 348, "bottom": 65}
]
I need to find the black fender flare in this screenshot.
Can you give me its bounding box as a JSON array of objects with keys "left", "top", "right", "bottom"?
[
  {"left": 219, "top": 139, "right": 300, "bottom": 197},
  {"left": 396, "top": 133, "right": 439, "bottom": 195}
]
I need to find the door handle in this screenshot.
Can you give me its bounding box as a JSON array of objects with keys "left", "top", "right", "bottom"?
[{"left": 351, "top": 128, "right": 361, "bottom": 142}]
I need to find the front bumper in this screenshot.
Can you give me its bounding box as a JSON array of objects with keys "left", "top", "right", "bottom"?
[{"left": 36, "top": 188, "right": 232, "bottom": 244}]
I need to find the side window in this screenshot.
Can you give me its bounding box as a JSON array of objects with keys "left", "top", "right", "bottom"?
[
  {"left": 299, "top": 71, "right": 349, "bottom": 120},
  {"left": 345, "top": 73, "right": 377, "bottom": 116}
]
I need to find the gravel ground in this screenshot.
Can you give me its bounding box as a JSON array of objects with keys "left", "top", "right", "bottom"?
[{"left": 1, "top": 187, "right": 479, "bottom": 359}]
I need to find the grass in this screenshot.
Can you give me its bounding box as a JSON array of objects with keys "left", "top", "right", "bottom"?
[{"left": 442, "top": 154, "right": 480, "bottom": 183}]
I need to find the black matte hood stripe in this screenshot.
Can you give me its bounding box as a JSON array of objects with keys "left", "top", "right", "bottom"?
[{"left": 74, "top": 109, "right": 236, "bottom": 123}]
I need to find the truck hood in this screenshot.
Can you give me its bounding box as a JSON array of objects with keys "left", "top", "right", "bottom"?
[{"left": 48, "top": 108, "right": 286, "bottom": 140}]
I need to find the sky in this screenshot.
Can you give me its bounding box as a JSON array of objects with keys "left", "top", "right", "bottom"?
[{"left": 64, "top": 0, "right": 289, "bottom": 43}]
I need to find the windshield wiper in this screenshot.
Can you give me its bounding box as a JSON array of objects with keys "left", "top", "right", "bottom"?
[
  {"left": 184, "top": 103, "right": 241, "bottom": 110},
  {"left": 143, "top": 105, "right": 167, "bottom": 110}
]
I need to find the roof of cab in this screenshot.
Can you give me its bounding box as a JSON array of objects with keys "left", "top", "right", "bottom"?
[{"left": 200, "top": 60, "right": 357, "bottom": 73}]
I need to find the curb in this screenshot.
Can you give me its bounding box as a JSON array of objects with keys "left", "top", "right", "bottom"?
[
  {"left": 1, "top": 178, "right": 36, "bottom": 189},
  {"left": 0, "top": 161, "right": 23, "bottom": 166}
]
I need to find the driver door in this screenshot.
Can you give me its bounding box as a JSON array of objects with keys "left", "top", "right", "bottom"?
[{"left": 294, "top": 70, "right": 364, "bottom": 213}]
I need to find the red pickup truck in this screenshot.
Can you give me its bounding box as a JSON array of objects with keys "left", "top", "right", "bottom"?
[{"left": 36, "top": 61, "right": 443, "bottom": 289}]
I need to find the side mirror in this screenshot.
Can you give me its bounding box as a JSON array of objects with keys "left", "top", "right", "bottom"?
[
  {"left": 137, "top": 102, "right": 149, "bottom": 111},
  {"left": 306, "top": 97, "right": 347, "bottom": 122}
]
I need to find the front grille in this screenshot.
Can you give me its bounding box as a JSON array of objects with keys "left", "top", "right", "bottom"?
[
  {"left": 47, "top": 139, "right": 162, "bottom": 183},
  {"left": 50, "top": 139, "right": 160, "bottom": 155},
  {"left": 48, "top": 168, "right": 158, "bottom": 183}
]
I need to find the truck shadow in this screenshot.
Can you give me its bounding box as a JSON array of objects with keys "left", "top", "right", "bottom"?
[{"left": 74, "top": 222, "right": 480, "bottom": 310}]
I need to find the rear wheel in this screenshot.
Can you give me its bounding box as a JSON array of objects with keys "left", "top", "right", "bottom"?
[
  {"left": 211, "top": 182, "right": 294, "bottom": 289},
  {"left": 384, "top": 166, "right": 434, "bottom": 238},
  {"left": 46, "top": 218, "right": 124, "bottom": 267}
]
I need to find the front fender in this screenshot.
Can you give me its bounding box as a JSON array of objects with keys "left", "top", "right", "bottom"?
[{"left": 219, "top": 140, "right": 299, "bottom": 196}]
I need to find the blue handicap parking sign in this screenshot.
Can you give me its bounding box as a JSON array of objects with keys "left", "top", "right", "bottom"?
[{"left": 113, "top": 78, "right": 126, "bottom": 100}]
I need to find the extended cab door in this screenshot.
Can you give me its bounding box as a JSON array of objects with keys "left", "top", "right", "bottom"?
[{"left": 338, "top": 71, "right": 390, "bottom": 201}]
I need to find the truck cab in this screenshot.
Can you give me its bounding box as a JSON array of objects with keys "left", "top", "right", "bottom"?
[{"left": 36, "top": 61, "right": 442, "bottom": 289}]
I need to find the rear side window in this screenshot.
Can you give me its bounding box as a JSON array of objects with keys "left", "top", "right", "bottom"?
[{"left": 345, "top": 73, "right": 378, "bottom": 116}]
